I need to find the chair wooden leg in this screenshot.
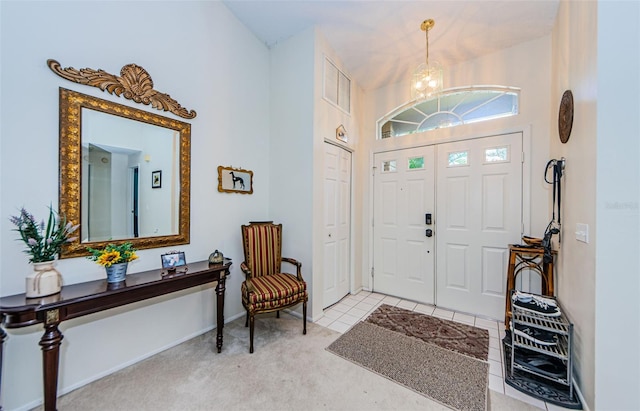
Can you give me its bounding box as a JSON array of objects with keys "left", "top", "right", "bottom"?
[
  {"left": 249, "top": 314, "right": 255, "bottom": 354},
  {"left": 303, "top": 301, "right": 307, "bottom": 335},
  {"left": 245, "top": 310, "right": 249, "bottom": 327},
  {"left": 276, "top": 310, "right": 280, "bottom": 318}
]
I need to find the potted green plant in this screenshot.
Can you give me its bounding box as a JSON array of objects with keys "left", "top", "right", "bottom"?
[
  {"left": 9, "top": 206, "right": 79, "bottom": 297},
  {"left": 86, "top": 242, "right": 138, "bottom": 283}
]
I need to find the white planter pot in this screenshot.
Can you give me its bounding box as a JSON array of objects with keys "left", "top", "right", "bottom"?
[{"left": 26, "top": 261, "right": 62, "bottom": 298}]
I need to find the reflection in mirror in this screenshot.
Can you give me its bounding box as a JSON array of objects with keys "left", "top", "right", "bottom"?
[
  {"left": 81, "top": 109, "right": 180, "bottom": 242},
  {"left": 59, "top": 88, "right": 191, "bottom": 258}
]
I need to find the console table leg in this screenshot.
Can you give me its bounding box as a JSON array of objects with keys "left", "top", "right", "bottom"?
[
  {"left": 215, "top": 275, "right": 227, "bottom": 353},
  {"left": 39, "top": 311, "right": 63, "bottom": 411}
]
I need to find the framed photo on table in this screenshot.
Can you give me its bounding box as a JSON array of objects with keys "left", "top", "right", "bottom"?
[{"left": 161, "top": 251, "right": 187, "bottom": 274}]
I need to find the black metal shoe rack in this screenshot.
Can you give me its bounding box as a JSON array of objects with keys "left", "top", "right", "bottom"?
[{"left": 504, "top": 294, "right": 582, "bottom": 408}]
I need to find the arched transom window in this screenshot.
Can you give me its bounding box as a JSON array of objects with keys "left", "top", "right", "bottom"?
[{"left": 378, "top": 86, "right": 520, "bottom": 139}]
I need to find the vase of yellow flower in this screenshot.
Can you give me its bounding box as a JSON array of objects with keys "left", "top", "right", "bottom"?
[
  {"left": 105, "top": 262, "right": 128, "bottom": 283},
  {"left": 87, "top": 242, "right": 138, "bottom": 283},
  {"left": 9, "top": 206, "right": 79, "bottom": 297}
]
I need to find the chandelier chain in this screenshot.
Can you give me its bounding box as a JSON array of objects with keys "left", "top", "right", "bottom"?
[{"left": 425, "top": 28, "right": 429, "bottom": 66}]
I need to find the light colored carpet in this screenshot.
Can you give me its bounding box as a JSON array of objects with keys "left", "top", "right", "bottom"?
[
  {"left": 327, "top": 321, "right": 488, "bottom": 410},
  {"left": 34, "top": 313, "right": 543, "bottom": 411}
]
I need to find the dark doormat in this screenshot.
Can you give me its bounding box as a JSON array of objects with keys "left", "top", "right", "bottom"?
[
  {"left": 502, "top": 338, "right": 582, "bottom": 409},
  {"left": 365, "top": 303, "right": 489, "bottom": 361}
]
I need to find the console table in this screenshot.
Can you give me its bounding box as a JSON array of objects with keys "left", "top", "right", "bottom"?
[{"left": 0, "top": 259, "right": 231, "bottom": 411}]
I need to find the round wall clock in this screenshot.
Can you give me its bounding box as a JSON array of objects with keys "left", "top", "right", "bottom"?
[{"left": 558, "top": 90, "right": 574, "bottom": 143}]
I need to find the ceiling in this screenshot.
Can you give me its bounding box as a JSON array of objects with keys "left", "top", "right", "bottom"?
[{"left": 222, "top": 0, "right": 560, "bottom": 91}]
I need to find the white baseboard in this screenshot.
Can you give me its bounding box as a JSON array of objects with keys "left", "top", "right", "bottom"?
[{"left": 573, "top": 381, "right": 590, "bottom": 411}]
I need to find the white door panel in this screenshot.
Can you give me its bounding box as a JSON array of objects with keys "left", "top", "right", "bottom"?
[
  {"left": 373, "top": 147, "right": 435, "bottom": 304},
  {"left": 482, "top": 247, "right": 508, "bottom": 296},
  {"left": 436, "top": 133, "right": 523, "bottom": 319},
  {"left": 323, "top": 143, "right": 351, "bottom": 308}
]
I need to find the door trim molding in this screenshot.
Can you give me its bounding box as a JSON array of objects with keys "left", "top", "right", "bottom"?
[{"left": 323, "top": 138, "right": 354, "bottom": 153}]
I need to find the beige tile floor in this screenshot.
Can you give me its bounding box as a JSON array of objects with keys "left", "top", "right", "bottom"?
[{"left": 316, "top": 290, "right": 573, "bottom": 411}]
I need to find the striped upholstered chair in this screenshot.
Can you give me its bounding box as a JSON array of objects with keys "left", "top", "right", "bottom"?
[{"left": 240, "top": 221, "right": 308, "bottom": 353}]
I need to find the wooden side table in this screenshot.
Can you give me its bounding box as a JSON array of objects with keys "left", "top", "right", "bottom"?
[{"left": 504, "top": 244, "right": 556, "bottom": 329}]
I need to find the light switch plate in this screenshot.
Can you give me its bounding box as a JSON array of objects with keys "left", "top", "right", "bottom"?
[{"left": 575, "top": 223, "right": 589, "bottom": 243}]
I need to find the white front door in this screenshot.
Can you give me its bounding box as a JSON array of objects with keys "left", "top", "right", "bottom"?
[
  {"left": 323, "top": 143, "right": 352, "bottom": 308},
  {"left": 436, "top": 133, "right": 523, "bottom": 318},
  {"left": 373, "top": 147, "right": 435, "bottom": 304}
]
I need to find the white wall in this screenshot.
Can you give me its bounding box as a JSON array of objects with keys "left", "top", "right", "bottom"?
[
  {"left": 550, "top": 0, "right": 597, "bottom": 407},
  {"left": 359, "top": 36, "right": 553, "bottom": 291},
  {"left": 268, "top": 27, "right": 316, "bottom": 319},
  {"left": 594, "top": 2, "right": 640, "bottom": 410},
  {"left": 269, "top": 28, "right": 366, "bottom": 320},
  {"left": 0, "top": 1, "right": 270, "bottom": 410},
  {"left": 551, "top": 2, "right": 640, "bottom": 409}
]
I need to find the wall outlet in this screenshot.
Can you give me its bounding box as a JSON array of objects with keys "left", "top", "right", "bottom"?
[{"left": 575, "top": 223, "right": 589, "bottom": 243}]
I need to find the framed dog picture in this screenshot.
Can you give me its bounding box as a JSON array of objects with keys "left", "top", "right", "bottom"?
[{"left": 217, "top": 165, "right": 253, "bottom": 194}]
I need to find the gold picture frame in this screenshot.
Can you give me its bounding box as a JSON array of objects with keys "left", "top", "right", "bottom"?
[
  {"left": 58, "top": 88, "right": 191, "bottom": 259},
  {"left": 217, "top": 166, "right": 253, "bottom": 194}
]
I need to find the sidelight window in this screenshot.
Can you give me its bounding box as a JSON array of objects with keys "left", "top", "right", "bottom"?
[
  {"left": 381, "top": 160, "right": 397, "bottom": 172},
  {"left": 484, "top": 146, "right": 510, "bottom": 163},
  {"left": 408, "top": 156, "right": 425, "bottom": 170},
  {"left": 448, "top": 151, "right": 469, "bottom": 167}
]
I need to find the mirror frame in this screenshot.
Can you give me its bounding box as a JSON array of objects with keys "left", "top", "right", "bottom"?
[{"left": 58, "top": 87, "right": 191, "bottom": 258}]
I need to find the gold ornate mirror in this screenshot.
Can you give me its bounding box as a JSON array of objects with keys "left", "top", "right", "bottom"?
[{"left": 59, "top": 88, "right": 190, "bottom": 258}]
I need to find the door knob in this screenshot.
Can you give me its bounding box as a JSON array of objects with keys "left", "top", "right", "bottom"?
[{"left": 426, "top": 229, "right": 433, "bottom": 237}]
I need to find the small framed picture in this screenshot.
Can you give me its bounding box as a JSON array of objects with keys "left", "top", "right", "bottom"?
[
  {"left": 217, "top": 165, "right": 253, "bottom": 194},
  {"left": 161, "top": 251, "right": 187, "bottom": 271},
  {"left": 152, "top": 170, "right": 162, "bottom": 188}
]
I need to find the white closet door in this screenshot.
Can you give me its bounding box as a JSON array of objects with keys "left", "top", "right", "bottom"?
[{"left": 323, "top": 143, "right": 352, "bottom": 308}]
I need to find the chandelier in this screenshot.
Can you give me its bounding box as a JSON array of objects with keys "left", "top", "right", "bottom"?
[{"left": 411, "top": 19, "right": 443, "bottom": 100}]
